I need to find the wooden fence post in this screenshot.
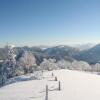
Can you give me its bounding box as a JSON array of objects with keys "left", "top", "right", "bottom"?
[
  {"left": 45, "top": 85, "right": 48, "bottom": 100},
  {"left": 52, "top": 72, "right": 54, "bottom": 77},
  {"left": 55, "top": 76, "right": 57, "bottom": 81},
  {"left": 58, "top": 81, "right": 61, "bottom": 91}
]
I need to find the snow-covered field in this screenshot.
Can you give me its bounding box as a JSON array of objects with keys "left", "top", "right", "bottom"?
[{"left": 0, "top": 69, "right": 100, "bottom": 100}]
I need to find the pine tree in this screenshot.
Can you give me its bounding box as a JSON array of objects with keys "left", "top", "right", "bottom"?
[{"left": 2, "top": 44, "right": 16, "bottom": 82}]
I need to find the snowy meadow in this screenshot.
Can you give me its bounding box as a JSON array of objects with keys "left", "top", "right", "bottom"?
[{"left": 0, "top": 45, "right": 100, "bottom": 100}]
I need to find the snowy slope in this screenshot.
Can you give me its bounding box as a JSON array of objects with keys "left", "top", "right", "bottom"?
[{"left": 0, "top": 70, "right": 100, "bottom": 100}]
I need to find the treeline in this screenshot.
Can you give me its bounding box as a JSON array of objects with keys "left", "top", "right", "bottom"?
[{"left": 0, "top": 45, "right": 100, "bottom": 87}]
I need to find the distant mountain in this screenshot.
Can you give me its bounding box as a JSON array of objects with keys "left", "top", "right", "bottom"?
[
  {"left": 1, "top": 44, "right": 100, "bottom": 65},
  {"left": 34, "top": 45, "right": 50, "bottom": 50},
  {"left": 73, "top": 44, "right": 100, "bottom": 64},
  {"left": 43, "top": 45, "right": 80, "bottom": 61},
  {"left": 0, "top": 48, "right": 7, "bottom": 60},
  {"left": 73, "top": 43, "right": 94, "bottom": 51},
  {"left": 15, "top": 46, "right": 45, "bottom": 65}
]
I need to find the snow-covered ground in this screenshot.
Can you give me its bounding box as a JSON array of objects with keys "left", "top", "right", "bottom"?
[{"left": 0, "top": 69, "right": 100, "bottom": 100}]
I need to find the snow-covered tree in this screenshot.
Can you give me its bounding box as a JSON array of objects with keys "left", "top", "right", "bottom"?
[
  {"left": 92, "top": 63, "right": 100, "bottom": 72},
  {"left": 72, "top": 60, "right": 91, "bottom": 71},
  {"left": 18, "top": 51, "right": 37, "bottom": 74},
  {"left": 57, "top": 60, "right": 72, "bottom": 69},
  {"left": 2, "top": 45, "right": 16, "bottom": 78},
  {"left": 15, "top": 63, "right": 25, "bottom": 76},
  {"left": 79, "top": 61, "right": 91, "bottom": 71},
  {"left": 0, "top": 44, "right": 16, "bottom": 85},
  {"left": 40, "top": 58, "right": 57, "bottom": 71}
]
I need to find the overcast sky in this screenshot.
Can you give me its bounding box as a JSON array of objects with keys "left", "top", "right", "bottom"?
[{"left": 0, "top": 0, "right": 100, "bottom": 46}]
